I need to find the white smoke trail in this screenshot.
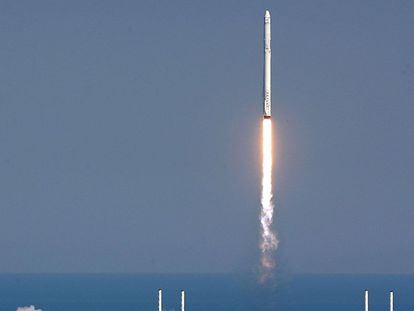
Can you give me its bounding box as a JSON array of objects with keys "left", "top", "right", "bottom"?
[{"left": 259, "top": 118, "right": 278, "bottom": 282}]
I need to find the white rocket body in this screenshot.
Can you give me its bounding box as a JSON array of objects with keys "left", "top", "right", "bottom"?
[
  {"left": 263, "top": 10, "right": 272, "bottom": 118},
  {"left": 158, "top": 289, "right": 162, "bottom": 311},
  {"left": 181, "top": 290, "right": 185, "bottom": 311}
]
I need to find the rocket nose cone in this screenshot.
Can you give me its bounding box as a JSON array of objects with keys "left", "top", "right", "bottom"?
[{"left": 265, "top": 10, "right": 270, "bottom": 17}]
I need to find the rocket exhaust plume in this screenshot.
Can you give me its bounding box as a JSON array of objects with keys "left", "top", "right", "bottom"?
[
  {"left": 259, "top": 118, "right": 278, "bottom": 280},
  {"left": 259, "top": 10, "right": 278, "bottom": 282}
]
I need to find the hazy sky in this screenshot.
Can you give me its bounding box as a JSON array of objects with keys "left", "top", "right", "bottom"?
[{"left": 0, "top": 0, "right": 413, "bottom": 274}]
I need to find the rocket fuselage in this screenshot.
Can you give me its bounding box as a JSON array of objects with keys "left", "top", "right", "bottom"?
[{"left": 263, "top": 10, "right": 271, "bottom": 118}]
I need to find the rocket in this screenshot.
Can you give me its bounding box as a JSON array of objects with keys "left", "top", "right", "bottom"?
[
  {"left": 158, "top": 289, "right": 162, "bottom": 311},
  {"left": 263, "top": 10, "right": 272, "bottom": 119},
  {"left": 181, "top": 290, "right": 185, "bottom": 311}
]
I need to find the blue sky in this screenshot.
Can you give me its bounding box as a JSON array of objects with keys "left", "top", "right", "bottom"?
[{"left": 0, "top": 0, "right": 413, "bottom": 273}]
